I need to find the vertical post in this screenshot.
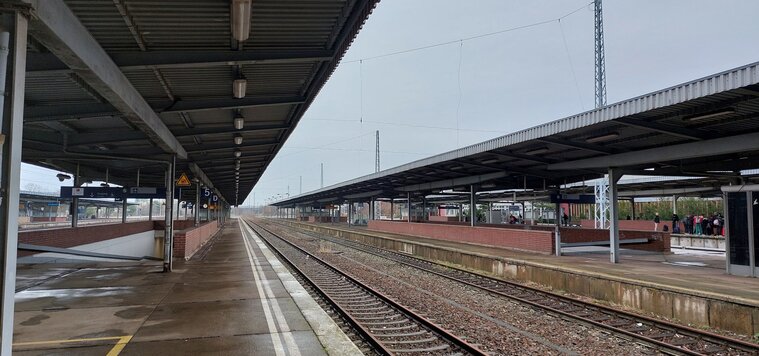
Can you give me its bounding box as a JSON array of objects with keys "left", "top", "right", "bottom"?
[
  {"left": 470, "top": 185, "right": 476, "bottom": 227},
  {"left": 148, "top": 198, "right": 153, "bottom": 220},
  {"left": 422, "top": 196, "right": 427, "bottom": 222},
  {"left": 194, "top": 181, "right": 200, "bottom": 226},
  {"left": 207, "top": 196, "right": 211, "bottom": 222},
  {"left": 320, "top": 163, "right": 324, "bottom": 188},
  {"left": 348, "top": 201, "right": 352, "bottom": 226},
  {"left": 631, "top": 197, "right": 636, "bottom": 219},
  {"left": 672, "top": 195, "right": 678, "bottom": 215},
  {"left": 390, "top": 199, "right": 394, "bottom": 221},
  {"left": 164, "top": 156, "right": 176, "bottom": 272},
  {"left": 0, "top": 13, "right": 27, "bottom": 355},
  {"left": 72, "top": 163, "right": 80, "bottom": 227},
  {"left": 609, "top": 167, "right": 622, "bottom": 263},
  {"left": 555, "top": 195, "right": 561, "bottom": 257},
  {"left": 407, "top": 192, "right": 411, "bottom": 222},
  {"left": 369, "top": 198, "right": 374, "bottom": 221},
  {"left": 121, "top": 197, "right": 127, "bottom": 223}
]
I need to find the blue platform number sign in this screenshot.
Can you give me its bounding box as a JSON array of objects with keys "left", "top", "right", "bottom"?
[
  {"left": 212, "top": 194, "right": 219, "bottom": 203},
  {"left": 203, "top": 187, "right": 211, "bottom": 198}
]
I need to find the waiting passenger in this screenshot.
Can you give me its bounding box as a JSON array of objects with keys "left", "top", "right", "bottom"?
[{"left": 653, "top": 213, "right": 660, "bottom": 231}]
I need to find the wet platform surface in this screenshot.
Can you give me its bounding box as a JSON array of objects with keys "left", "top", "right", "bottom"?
[
  {"left": 12, "top": 220, "right": 356, "bottom": 355},
  {"left": 318, "top": 223, "right": 759, "bottom": 306}
]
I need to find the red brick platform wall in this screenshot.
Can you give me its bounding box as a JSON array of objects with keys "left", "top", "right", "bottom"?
[
  {"left": 173, "top": 221, "right": 219, "bottom": 259},
  {"left": 368, "top": 220, "right": 554, "bottom": 254},
  {"left": 561, "top": 228, "right": 670, "bottom": 252},
  {"left": 18, "top": 221, "right": 155, "bottom": 257}
]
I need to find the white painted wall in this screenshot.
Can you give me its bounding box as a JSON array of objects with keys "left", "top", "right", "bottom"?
[{"left": 18, "top": 230, "right": 159, "bottom": 264}]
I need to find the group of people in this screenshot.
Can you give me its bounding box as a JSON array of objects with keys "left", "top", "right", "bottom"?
[{"left": 655, "top": 212, "right": 724, "bottom": 235}]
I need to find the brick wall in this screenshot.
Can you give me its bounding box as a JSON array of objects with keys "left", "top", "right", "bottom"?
[
  {"left": 580, "top": 219, "right": 681, "bottom": 232},
  {"left": 153, "top": 219, "right": 196, "bottom": 231},
  {"left": 173, "top": 220, "right": 219, "bottom": 259},
  {"left": 18, "top": 221, "right": 155, "bottom": 257},
  {"left": 561, "top": 228, "right": 670, "bottom": 252},
  {"left": 368, "top": 220, "right": 554, "bottom": 254}
]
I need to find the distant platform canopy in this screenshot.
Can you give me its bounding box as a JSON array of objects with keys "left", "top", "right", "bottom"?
[{"left": 273, "top": 61, "right": 759, "bottom": 207}]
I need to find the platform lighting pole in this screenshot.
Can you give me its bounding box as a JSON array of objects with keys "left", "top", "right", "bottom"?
[
  {"left": 0, "top": 12, "right": 27, "bottom": 355},
  {"left": 594, "top": 0, "right": 607, "bottom": 108},
  {"left": 608, "top": 168, "right": 623, "bottom": 263},
  {"left": 194, "top": 180, "right": 200, "bottom": 226}
]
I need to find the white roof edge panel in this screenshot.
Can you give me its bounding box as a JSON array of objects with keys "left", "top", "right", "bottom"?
[{"left": 277, "top": 61, "right": 759, "bottom": 204}]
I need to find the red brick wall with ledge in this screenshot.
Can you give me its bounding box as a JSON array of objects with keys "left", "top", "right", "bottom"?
[
  {"left": 368, "top": 220, "right": 555, "bottom": 254},
  {"left": 173, "top": 220, "right": 219, "bottom": 259}
]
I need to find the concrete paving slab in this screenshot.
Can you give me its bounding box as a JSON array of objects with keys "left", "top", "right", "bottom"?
[
  {"left": 14, "top": 284, "right": 172, "bottom": 312},
  {"left": 122, "top": 332, "right": 328, "bottom": 356},
  {"left": 31, "top": 266, "right": 181, "bottom": 290},
  {"left": 14, "top": 344, "right": 116, "bottom": 355},
  {"left": 13, "top": 306, "right": 152, "bottom": 350},
  {"left": 162, "top": 280, "right": 290, "bottom": 304}
]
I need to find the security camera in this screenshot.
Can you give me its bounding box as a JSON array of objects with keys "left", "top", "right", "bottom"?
[{"left": 56, "top": 173, "right": 72, "bottom": 182}]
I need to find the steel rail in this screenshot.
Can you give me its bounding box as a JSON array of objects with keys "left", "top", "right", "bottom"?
[{"left": 242, "top": 218, "right": 486, "bottom": 356}]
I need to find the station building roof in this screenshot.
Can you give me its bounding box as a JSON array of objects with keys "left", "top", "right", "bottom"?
[
  {"left": 19, "top": 0, "right": 379, "bottom": 205},
  {"left": 273, "top": 61, "right": 759, "bottom": 207}
]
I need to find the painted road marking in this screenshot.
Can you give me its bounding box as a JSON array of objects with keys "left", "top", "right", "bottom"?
[
  {"left": 14, "top": 335, "right": 133, "bottom": 355},
  {"left": 244, "top": 225, "right": 302, "bottom": 356},
  {"left": 240, "top": 222, "right": 287, "bottom": 356}
]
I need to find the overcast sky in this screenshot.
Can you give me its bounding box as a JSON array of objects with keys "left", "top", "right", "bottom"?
[{"left": 21, "top": 0, "right": 759, "bottom": 204}]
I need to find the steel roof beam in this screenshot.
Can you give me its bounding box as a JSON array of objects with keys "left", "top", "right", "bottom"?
[
  {"left": 27, "top": 49, "right": 333, "bottom": 73},
  {"left": 537, "top": 137, "right": 616, "bottom": 155},
  {"left": 618, "top": 187, "right": 715, "bottom": 197},
  {"left": 395, "top": 171, "right": 509, "bottom": 192},
  {"left": 22, "top": 0, "right": 187, "bottom": 159},
  {"left": 63, "top": 123, "right": 290, "bottom": 146},
  {"left": 25, "top": 96, "right": 304, "bottom": 122},
  {"left": 548, "top": 131, "right": 759, "bottom": 170},
  {"left": 614, "top": 117, "right": 709, "bottom": 140},
  {"left": 186, "top": 141, "right": 279, "bottom": 154}
]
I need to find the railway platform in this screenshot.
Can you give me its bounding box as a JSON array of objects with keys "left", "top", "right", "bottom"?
[
  {"left": 279, "top": 220, "right": 759, "bottom": 337},
  {"left": 12, "top": 219, "right": 359, "bottom": 355}
]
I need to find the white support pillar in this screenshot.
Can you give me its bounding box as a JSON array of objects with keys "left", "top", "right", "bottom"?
[
  {"left": 672, "top": 195, "right": 678, "bottom": 215},
  {"left": 0, "top": 12, "right": 27, "bottom": 355},
  {"left": 470, "top": 185, "right": 476, "bottom": 227},
  {"left": 348, "top": 201, "right": 353, "bottom": 226},
  {"left": 609, "top": 167, "right": 623, "bottom": 263}
]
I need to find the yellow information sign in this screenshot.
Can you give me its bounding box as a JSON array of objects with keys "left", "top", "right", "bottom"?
[{"left": 176, "top": 172, "right": 192, "bottom": 187}]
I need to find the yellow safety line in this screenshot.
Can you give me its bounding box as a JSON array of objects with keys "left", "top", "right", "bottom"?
[
  {"left": 13, "top": 335, "right": 126, "bottom": 346},
  {"left": 106, "top": 335, "right": 133, "bottom": 356}
]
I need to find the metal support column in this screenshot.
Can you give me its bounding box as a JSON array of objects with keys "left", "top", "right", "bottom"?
[
  {"left": 121, "top": 197, "right": 127, "bottom": 223},
  {"left": 348, "top": 202, "right": 353, "bottom": 226},
  {"left": 407, "top": 192, "right": 411, "bottom": 223},
  {"left": 609, "top": 167, "right": 623, "bottom": 263},
  {"left": 672, "top": 195, "right": 678, "bottom": 215},
  {"left": 163, "top": 156, "right": 176, "bottom": 272},
  {"left": 72, "top": 164, "right": 80, "bottom": 227},
  {"left": 390, "top": 200, "right": 394, "bottom": 220},
  {"left": 630, "top": 197, "right": 636, "bottom": 220},
  {"left": 0, "top": 12, "right": 27, "bottom": 355},
  {"left": 148, "top": 198, "right": 153, "bottom": 220},
  {"left": 369, "top": 198, "right": 374, "bottom": 221},
  {"left": 422, "top": 196, "right": 427, "bottom": 221},
  {"left": 555, "top": 195, "right": 561, "bottom": 256},
  {"left": 470, "top": 185, "right": 476, "bottom": 227}
]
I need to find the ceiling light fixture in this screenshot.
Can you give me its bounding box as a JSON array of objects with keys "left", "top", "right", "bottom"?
[
  {"left": 230, "top": 0, "right": 252, "bottom": 42},
  {"left": 525, "top": 147, "right": 549, "bottom": 155},
  {"left": 585, "top": 132, "right": 619, "bottom": 143},
  {"left": 685, "top": 109, "right": 735, "bottom": 122},
  {"left": 233, "top": 77, "right": 247, "bottom": 99},
  {"left": 233, "top": 114, "right": 244, "bottom": 130},
  {"left": 234, "top": 134, "right": 243, "bottom": 145},
  {"left": 481, "top": 159, "right": 499, "bottom": 164},
  {"left": 234, "top": 149, "right": 242, "bottom": 158}
]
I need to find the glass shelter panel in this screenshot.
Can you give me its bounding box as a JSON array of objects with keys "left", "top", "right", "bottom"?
[{"left": 728, "top": 192, "right": 750, "bottom": 266}]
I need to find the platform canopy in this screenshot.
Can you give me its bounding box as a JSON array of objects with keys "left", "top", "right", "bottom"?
[
  {"left": 18, "top": 0, "right": 379, "bottom": 205},
  {"left": 273, "top": 61, "right": 759, "bottom": 207}
]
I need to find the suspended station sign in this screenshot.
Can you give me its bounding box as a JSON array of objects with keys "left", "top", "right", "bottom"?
[{"left": 549, "top": 193, "right": 596, "bottom": 204}]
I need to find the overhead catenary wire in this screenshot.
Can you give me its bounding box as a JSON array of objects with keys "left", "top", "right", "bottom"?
[
  {"left": 342, "top": 2, "right": 592, "bottom": 64},
  {"left": 558, "top": 19, "right": 585, "bottom": 111},
  {"left": 306, "top": 118, "right": 506, "bottom": 134}
]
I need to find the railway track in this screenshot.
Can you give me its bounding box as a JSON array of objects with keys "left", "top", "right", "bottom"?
[
  {"left": 241, "top": 218, "right": 486, "bottom": 356},
  {"left": 263, "top": 219, "right": 759, "bottom": 356}
]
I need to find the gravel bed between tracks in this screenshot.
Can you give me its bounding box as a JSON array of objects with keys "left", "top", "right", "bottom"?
[{"left": 263, "top": 222, "right": 659, "bottom": 356}]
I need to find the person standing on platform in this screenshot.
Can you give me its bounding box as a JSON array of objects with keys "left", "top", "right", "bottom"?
[
  {"left": 671, "top": 212, "right": 679, "bottom": 233},
  {"left": 694, "top": 215, "right": 703, "bottom": 235},
  {"left": 653, "top": 212, "right": 660, "bottom": 231},
  {"left": 683, "top": 214, "right": 692, "bottom": 234}
]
